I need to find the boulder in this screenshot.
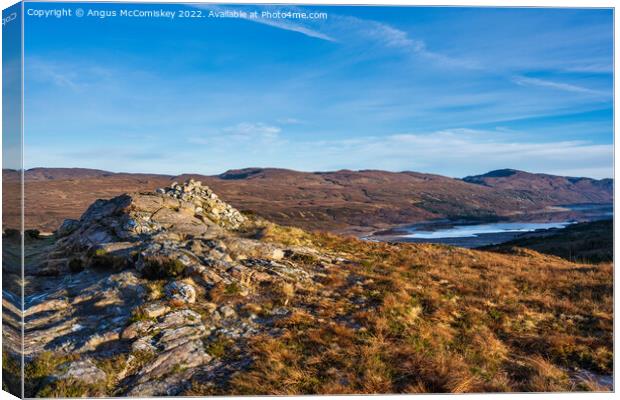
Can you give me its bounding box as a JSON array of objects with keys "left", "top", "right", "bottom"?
[
  {"left": 219, "top": 305, "right": 237, "bottom": 319},
  {"left": 165, "top": 281, "right": 196, "bottom": 304},
  {"left": 54, "top": 359, "right": 107, "bottom": 385},
  {"left": 142, "top": 301, "right": 171, "bottom": 319}
]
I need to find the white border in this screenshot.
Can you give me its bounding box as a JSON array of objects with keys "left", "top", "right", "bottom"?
[{"left": 0, "top": 1, "right": 616, "bottom": 400}]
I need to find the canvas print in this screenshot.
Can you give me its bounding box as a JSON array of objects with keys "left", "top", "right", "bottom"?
[{"left": 1, "top": 1, "right": 614, "bottom": 397}]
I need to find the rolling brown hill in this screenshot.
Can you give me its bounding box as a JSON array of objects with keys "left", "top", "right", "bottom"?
[
  {"left": 2, "top": 167, "right": 613, "bottom": 234},
  {"left": 463, "top": 169, "right": 613, "bottom": 204}
]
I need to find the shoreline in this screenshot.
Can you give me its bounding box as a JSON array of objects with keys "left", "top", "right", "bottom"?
[{"left": 363, "top": 207, "right": 613, "bottom": 248}]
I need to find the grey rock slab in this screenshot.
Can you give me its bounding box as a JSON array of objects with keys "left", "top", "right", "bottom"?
[
  {"left": 55, "top": 359, "right": 107, "bottom": 385},
  {"left": 165, "top": 281, "right": 196, "bottom": 304}
]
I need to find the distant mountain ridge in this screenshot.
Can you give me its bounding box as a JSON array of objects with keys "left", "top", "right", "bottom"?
[
  {"left": 3, "top": 168, "right": 171, "bottom": 181},
  {"left": 463, "top": 168, "right": 612, "bottom": 204},
  {"left": 2, "top": 167, "right": 613, "bottom": 233}
]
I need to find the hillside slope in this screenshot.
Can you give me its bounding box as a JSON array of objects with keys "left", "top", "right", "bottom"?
[
  {"left": 486, "top": 219, "right": 613, "bottom": 264},
  {"left": 463, "top": 169, "right": 613, "bottom": 204},
  {"left": 2, "top": 181, "right": 612, "bottom": 396}
]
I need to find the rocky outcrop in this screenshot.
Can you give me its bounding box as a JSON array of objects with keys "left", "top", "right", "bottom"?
[
  {"left": 157, "top": 180, "right": 245, "bottom": 229},
  {"left": 20, "top": 180, "right": 327, "bottom": 396},
  {"left": 122, "top": 309, "right": 213, "bottom": 396},
  {"left": 45, "top": 179, "right": 246, "bottom": 277}
]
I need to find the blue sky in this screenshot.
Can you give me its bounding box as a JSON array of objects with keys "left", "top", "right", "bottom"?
[
  {"left": 3, "top": 2, "right": 22, "bottom": 170},
  {"left": 23, "top": 3, "right": 613, "bottom": 178}
]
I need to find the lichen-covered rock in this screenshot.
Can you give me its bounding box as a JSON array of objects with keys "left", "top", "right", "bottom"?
[
  {"left": 122, "top": 309, "right": 212, "bottom": 395},
  {"left": 161, "top": 179, "right": 246, "bottom": 229},
  {"left": 54, "top": 359, "right": 107, "bottom": 385},
  {"left": 142, "top": 301, "right": 171, "bottom": 318},
  {"left": 165, "top": 281, "right": 196, "bottom": 304}
]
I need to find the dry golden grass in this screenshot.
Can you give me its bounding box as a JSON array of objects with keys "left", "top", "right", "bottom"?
[
  {"left": 19, "top": 218, "right": 612, "bottom": 396},
  {"left": 220, "top": 228, "right": 612, "bottom": 394}
]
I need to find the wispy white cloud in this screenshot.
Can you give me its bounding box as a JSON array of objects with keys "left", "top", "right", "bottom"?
[
  {"left": 194, "top": 4, "right": 477, "bottom": 69},
  {"left": 195, "top": 5, "right": 335, "bottom": 42},
  {"left": 563, "top": 63, "right": 613, "bottom": 74},
  {"left": 246, "top": 16, "right": 335, "bottom": 42},
  {"left": 27, "top": 58, "right": 80, "bottom": 90},
  {"left": 513, "top": 76, "right": 604, "bottom": 96},
  {"left": 299, "top": 128, "right": 613, "bottom": 178},
  {"left": 277, "top": 117, "right": 304, "bottom": 125},
  {"left": 349, "top": 17, "right": 480, "bottom": 69},
  {"left": 225, "top": 122, "right": 281, "bottom": 139},
  {"left": 28, "top": 125, "right": 612, "bottom": 179},
  {"left": 361, "top": 20, "right": 424, "bottom": 50},
  {"left": 188, "top": 122, "right": 282, "bottom": 145},
  {"left": 26, "top": 57, "right": 119, "bottom": 92}
]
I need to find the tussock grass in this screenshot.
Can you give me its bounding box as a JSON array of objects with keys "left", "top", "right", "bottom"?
[
  {"left": 225, "top": 231, "right": 612, "bottom": 394},
  {"left": 140, "top": 255, "right": 186, "bottom": 279},
  {"left": 23, "top": 351, "right": 79, "bottom": 397},
  {"left": 244, "top": 219, "right": 316, "bottom": 247}
]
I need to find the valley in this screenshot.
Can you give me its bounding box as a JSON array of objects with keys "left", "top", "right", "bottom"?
[{"left": 3, "top": 167, "right": 613, "bottom": 236}]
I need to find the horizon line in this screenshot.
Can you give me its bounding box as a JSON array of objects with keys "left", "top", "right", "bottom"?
[{"left": 3, "top": 166, "right": 613, "bottom": 181}]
